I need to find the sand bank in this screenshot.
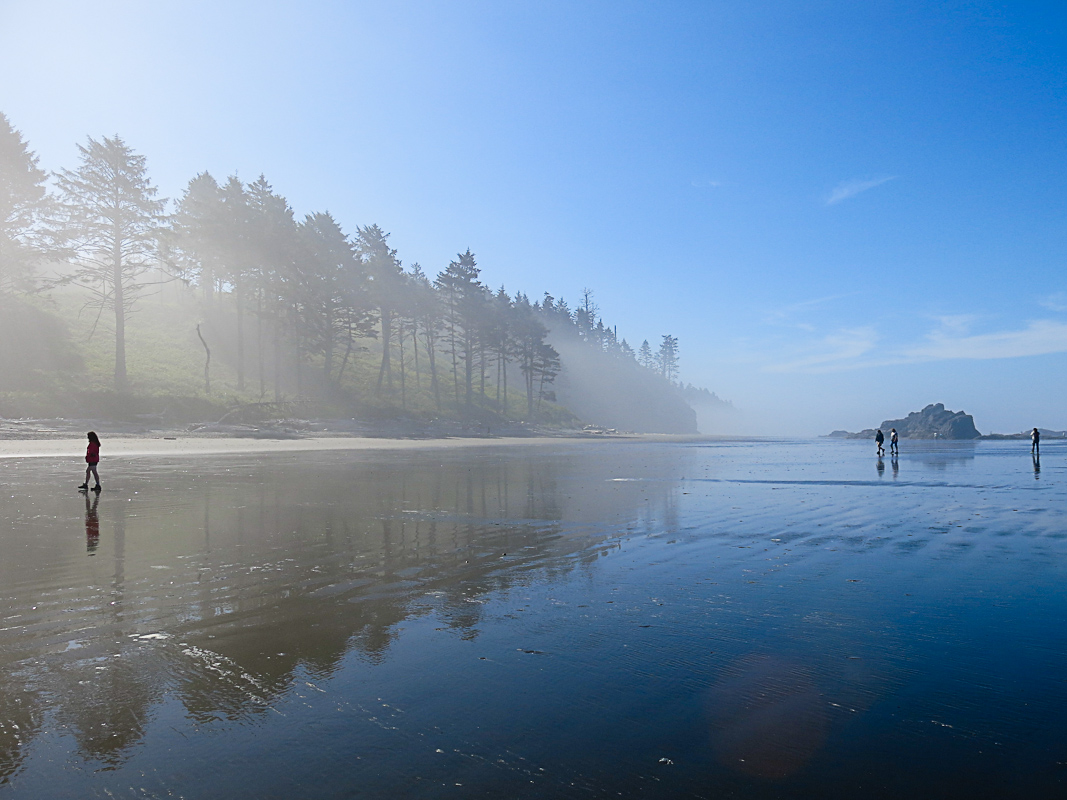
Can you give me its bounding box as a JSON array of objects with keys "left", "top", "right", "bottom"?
[
  {"left": 0, "top": 434, "right": 598, "bottom": 460},
  {"left": 0, "top": 432, "right": 728, "bottom": 460}
]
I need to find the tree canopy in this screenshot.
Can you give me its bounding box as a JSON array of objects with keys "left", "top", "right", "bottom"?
[{"left": 1, "top": 111, "right": 701, "bottom": 429}]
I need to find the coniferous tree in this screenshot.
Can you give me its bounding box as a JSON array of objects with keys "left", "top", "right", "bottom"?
[
  {"left": 55, "top": 135, "right": 166, "bottom": 391},
  {"left": 170, "top": 172, "right": 226, "bottom": 296},
  {"left": 246, "top": 175, "right": 300, "bottom": 399},
  {"left": 410, "top": 264, "right": 443, "bottom": 410},
  {"left": 434, "top": 262, "right": 462, "bottom": 407},
  {"left": 513, "top": 292, "right": 557, "bottom": 418},
  {"left": 435, "top": 249, "right": 483, "bottom": 413},
  {"left": 0, "top": 113, "right": 51, "bottom": 293},
  {"left": 405, "top": 264, "right": 426, "bottom": 392},
  {"left": 296, "top": 211, "right": 373, "bottom": 386},
  {"left": 357, "top": 224, "right": 402, "bottom": 396},
  {"left": 658, "top": 334, "right": 680, "bottom": 382},
  {"left": 638, "top": 339, "right": 654, "bottom": 369},
  {"left": 392, "top": 270, "right": 418, "bottom": 409},
  {"left": 490, "top": 286, "right": 513, "bottom": 412},
  {"left": 534, "top": 342, "right": 561, "bottom": 410},
  {"left": 452, "top": 250, "right": 484, "bottom": 413},
  {"left": 217, "top": 176, "right": 253, "bottom": 390},
  {"left": 575, "top": 288, "right": 598, "bottom": 341}
]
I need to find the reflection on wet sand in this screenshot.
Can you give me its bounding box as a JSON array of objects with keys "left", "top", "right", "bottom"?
[
  {"left": 707, "top": 655, "right": 828, "bottom": 779},
  {"left": 83, "top": 491, "right": 99, "bottom": 555},
  {"left": 0, "top": 446, "right": 686, "bottom": 777},
  {"left": 2, "top": 439, "right": 1067, "bottom": 797},
  {"left": 905, "top": 441, "right": 976, "bottom": 470}
]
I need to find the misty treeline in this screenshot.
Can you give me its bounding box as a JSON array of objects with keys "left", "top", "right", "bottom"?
[{"left": 1, "top": 113, "right": 687, "bottom": 422}]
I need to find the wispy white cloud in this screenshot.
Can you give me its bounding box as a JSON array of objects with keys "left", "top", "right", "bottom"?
[
  {"left": 766, "top": 326, "right": 879, "bottom": 373},
  {"left": 1039, "top": 292, "right": 1067, "bottom": 312},
  {"left": 825, "top": 175, "right": 896, "bottom": 205},
  {"left": 931, "top": 314, "right": 979, "bottom": 335},
  {"left": 903, "top": 319, "right": 1067, "bottom": 361},
  {"left": 759, "top": 316, "right": 1067, "bottom": 374},
  {"left": 762, "top": 291, "right": 863, "bottom": 328}
]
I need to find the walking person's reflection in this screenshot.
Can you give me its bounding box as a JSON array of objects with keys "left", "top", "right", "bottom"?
[
  {"left": 876, "top": 457, "right": 885, "bottom": 478},
  {"left": 891, "top": 456, "right": 899, "bottom": 480},
  {"left": 1033, "top": 453, "right": 1041, "bottom": 480},
  {"left": 85, "top": 491, "right": 100, "bottom": 555}
]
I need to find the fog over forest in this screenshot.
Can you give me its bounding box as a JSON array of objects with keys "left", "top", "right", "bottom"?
[{"left": 0, "top": 113, "right": 733, "bottom": 434}]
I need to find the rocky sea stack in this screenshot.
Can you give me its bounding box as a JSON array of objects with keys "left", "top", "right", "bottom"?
[
  {"left": 880, "top": 403, "right": 981, "bottom": 439},
  {"left": 828, "top": 403, "right": 982, "bottom": 440}
]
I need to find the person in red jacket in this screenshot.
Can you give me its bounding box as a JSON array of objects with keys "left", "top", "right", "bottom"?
[{"left": 78, "top": 431, "right": 101, "bottom": 492}]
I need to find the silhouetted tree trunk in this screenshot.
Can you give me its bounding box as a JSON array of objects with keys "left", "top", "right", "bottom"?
[
  {"left": 411, "top": 322, "right": 420, "bottom": 390},
  {"left": 337, "top": 318, "right": 354, "bottom": 383},
  {"left": 464, "top": 329, "right": 474, "bottom": 415},
  {"left": 425, "top": 328, "right": 440, "bottom": 411},
  {"left": 324, "top": 306, "right": 334, "bottom": 383},
  {"left": 295, "top": 347, "right": 303, "bottom": 395},
  {"left": 398, "top": 317, "right": 407, "bottom": 409},
  {"left": 376, "top": 308, "right": 393, "bottom": 394},
  {"left": 525, "top": 361, "right": 534, "bottom": 418},
  {"left": 479, "top": 338, "right": 486, "bottom": 402},
  {"left": 273, "top": 324, "right": 282, "bottom": 402},
  {"left": 112, "top": 238, "right": 126, "bottom": 390},
  {"left": 235, "top": 287, "right": 245, "bottom": 390},
  {"left": 196, "top": 323, "right": 211, "bottom": 394},
  {"left": 257, "top": 291, "right": 265, "bottom": 398},
  {"left": 447, "top": 302, "right": 459, "bottom": 407}
]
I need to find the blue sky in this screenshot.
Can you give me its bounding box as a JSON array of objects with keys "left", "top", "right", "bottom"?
[{"left": 3, "top": 0, "right": 1067, "bottom": 434}]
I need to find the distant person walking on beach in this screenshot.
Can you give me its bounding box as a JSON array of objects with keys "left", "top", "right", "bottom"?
[
  {"left": 1031, "top": 427, "right": 1040, "bottom": 455},
  {"left": 875, "top": 429, "right": 885, "bottom": 457},
  {"left": 78, "top": 431, "right": 101, "bottom": 492},
  {"left": 890, "top": 428, "right": 899, "bottom": 456}
]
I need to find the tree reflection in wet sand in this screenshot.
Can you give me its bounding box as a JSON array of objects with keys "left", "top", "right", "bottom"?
[{"left": 1, "top": 439, "right": 1067, "bottom": 798}]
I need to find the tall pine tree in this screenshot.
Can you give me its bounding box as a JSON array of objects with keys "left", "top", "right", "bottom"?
[
  {"left": 55, "top": 136, "right": 165, "bottom": 391},
  {"left": 0, "top": 113, "right": 51, "bottom": 293}
]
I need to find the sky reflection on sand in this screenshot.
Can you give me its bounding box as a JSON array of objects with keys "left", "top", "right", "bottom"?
[{"left": 1, "top": 439, "right": 1066, "bottom": 798}]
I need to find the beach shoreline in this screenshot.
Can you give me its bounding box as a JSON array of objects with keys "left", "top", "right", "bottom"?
[{"left": 0, "top": 430, "right": 730, "bottom": 459}]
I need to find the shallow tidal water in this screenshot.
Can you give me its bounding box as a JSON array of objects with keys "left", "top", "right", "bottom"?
[{"left": 1, "top": 438, "right": 1066, "bottom": 798}]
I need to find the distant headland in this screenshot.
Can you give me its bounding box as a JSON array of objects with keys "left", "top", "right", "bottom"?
[{"left": 826, "top": 403, "right": 1067, "bottom": 441}]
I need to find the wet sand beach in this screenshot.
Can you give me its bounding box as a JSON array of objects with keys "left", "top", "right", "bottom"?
[
  {"left": 0, "top": 433, "right": 586, "bottom": 460},
  {"left": 0, "top": 438, "right": 1065, "bottom": 798},
  {"left": 0, "top": 431, "right": 716, "bottom": 460}
]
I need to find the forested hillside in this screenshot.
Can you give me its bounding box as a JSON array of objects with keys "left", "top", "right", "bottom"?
[{"left": 0, "top": 112, "right": 718, "bottom": 432}]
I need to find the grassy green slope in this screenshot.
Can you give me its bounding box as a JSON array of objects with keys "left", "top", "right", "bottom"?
[{"left": 0, "top": 287, "right": 576, "bottom": 427}]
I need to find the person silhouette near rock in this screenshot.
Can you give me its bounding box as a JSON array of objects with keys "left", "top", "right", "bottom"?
[
  {"left": 890, "top": 428, "right": 899, "bottom": 456},
  {"left": 1031, "top": 427, "right": 1040, "bottom": 455},
  {"left": 875, "top": 429, "right": 885, "bottom": 457}
]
